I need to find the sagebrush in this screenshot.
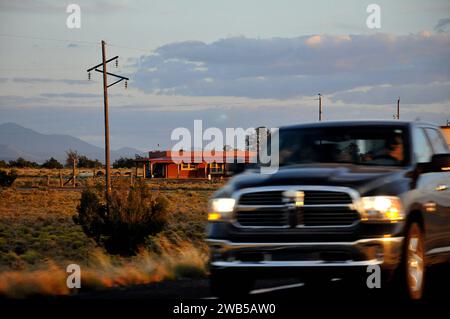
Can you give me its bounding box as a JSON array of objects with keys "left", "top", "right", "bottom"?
[{"left": 74, "top": 183, "right": 170, "bottom": 254}]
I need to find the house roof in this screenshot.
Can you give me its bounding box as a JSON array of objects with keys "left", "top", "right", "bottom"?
[{"left": 135, "top": 150, "right": 256, "bottom": 164}]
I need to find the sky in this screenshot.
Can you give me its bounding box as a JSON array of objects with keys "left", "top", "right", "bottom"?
[{"left": 0, "top": 0, "right": 449, "bottom": 151}]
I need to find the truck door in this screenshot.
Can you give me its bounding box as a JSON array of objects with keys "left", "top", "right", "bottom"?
[
  {"left": 412, "top": 127, "right": 446, "bottom": 253},
  {"left": 424, "top": 128, "right": 450, "bottom": 251}
]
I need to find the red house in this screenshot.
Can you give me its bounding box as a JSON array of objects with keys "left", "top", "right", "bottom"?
[{"left": 135, "top": 150, "right": 256, "bottom": 179}]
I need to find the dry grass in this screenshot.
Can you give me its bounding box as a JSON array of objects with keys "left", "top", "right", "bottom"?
[
  {"left": 0, "top": 188, "right": 94, "bottom": 270},
  {"left": 5, "top": 167, "right": 226, "bottom": 189},
  {"left": 0, "top": 170, "right": 222, "bottom": 297},
  {"left": 0, "top": 242, "right": 207, "bottom": 298},
  {"left": 2, "top": 168, "right": 133, "bottom": 188}
]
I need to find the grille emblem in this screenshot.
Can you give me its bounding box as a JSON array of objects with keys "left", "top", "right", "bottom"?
[{"left": 282, "top": 190, "right": 305, "bottom": 207}]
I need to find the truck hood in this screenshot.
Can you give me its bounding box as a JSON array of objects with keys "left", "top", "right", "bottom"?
[{"left": 226, "top": 164, "right": 410, "bottom": 196}]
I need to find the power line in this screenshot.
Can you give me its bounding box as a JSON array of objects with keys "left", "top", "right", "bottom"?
[
  {"left": 0, "top": 33, "right": 99, "bottom": 46},
  {"left": 0, "top": 66, "right": 83, "bottom": 71},
  {"left": 0, "top": 33, "right": 153, "bottom": 73},
  {"left": 0, "top": 33, "right": 154, "bottom": 53}
]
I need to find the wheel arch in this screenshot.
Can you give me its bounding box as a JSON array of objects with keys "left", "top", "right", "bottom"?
[{"left": 405, "top": 208, "right": 425, "bottom": 234}]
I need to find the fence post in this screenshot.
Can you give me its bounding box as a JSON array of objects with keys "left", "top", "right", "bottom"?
[{"left": 72, "top": 161, "right": 76, "bottom": 188}]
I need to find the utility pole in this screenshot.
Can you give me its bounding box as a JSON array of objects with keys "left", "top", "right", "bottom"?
[
  {"left": 101, "top": 41, "right": 111, "bottom": 195},
  {"left": 396, "top": 97, "right": 400, "bottom": 120},
  {"left": 87, "top": 40, "right": 129, "bottom": 203},
  {"left": 255, "top": 126, "right": 266, "bottom": 164},
  {"left": 318, "top": 93, "right": 322, "bottom": 121}
]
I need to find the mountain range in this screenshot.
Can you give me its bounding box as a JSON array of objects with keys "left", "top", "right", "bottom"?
[{"left": 0, "top": 122, "right": 144, "bottom": 163}]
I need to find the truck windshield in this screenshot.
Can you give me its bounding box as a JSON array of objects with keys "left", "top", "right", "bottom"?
[{"left": 275, "top": 126, "right": 409, "bottom": 167}]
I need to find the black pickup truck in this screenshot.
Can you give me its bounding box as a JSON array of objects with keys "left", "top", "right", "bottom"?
[{"left": 206, "top": 121, "right": 450, "bottom": 299}]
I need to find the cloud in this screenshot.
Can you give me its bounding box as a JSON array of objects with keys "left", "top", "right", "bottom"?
[
  {"left": 434, "top": 18, "right": 450, "bottom": 33},
  {"left": 305, "top": 35, "right": 323, "bottom": 46},
  {"left": 131, "top": 33, "right": 450, "bottom": 100},
  {"left": 0, "top": 95, "right": 49, "bottom": 106}
]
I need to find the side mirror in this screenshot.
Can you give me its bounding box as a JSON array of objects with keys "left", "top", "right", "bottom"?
[{"left": 430, "top": 154, "right": 450, "bottom": 172}]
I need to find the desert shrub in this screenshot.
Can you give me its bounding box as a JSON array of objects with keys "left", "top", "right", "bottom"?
[
  {"left": 41, "top": 157, "right": 63, "bottom": 169},
  {"left": 0, "top": 169, "right": 18, "bottom": 187},
  {"left": 73, "top": 188, "right": 106, "bottom": 242},
  {"left": 113, "top": 157, "right": 135, "bottom": 168},
  {"left": 77, "top": 155, "right": 102, "bottom": 168},
  {"left": 74, "top": 183, "right": 170, "bottom": 255},
  {"left": 13, "top": 240, "right": 28, "bottom": 255},
  {"left": 8, "top": 157, "right": 39, "bottom": 168},
  {"left": 20, "top": 250, "right": 42, "bottom": 264}
]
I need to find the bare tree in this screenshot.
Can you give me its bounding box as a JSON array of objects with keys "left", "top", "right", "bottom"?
[{"left": 66, "top": 149, "right": 79, "bottom": 187}]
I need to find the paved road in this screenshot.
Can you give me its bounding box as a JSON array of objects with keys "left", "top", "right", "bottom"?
[{"left": 72, "top": 263, "right": 450, "bottom": 300}]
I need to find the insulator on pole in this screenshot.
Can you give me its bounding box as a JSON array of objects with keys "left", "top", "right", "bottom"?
[
  {"left": 88, "top": 72, "right": 91, "bottom": 80},
  {"left": 115, "top": 59, "right": 118, "bottom": 68},
  {"left": 125, "top": 80, "right": 128, "bottom": 89}
]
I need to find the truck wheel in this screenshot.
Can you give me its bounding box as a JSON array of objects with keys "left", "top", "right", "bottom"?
[
  {"left": 210, "top": 273, "right": 254, "bottom": 297},
  {"left": 383, "top": 222, "right": 425, "bottom": 300},
  {"left": 386, "top": 222, "right": 426, "bottom": 299},
  {"left": 404, "top": 222, "right": 425, "bottom": 300}
]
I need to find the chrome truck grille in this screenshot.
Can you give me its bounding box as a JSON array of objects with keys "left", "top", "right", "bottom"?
[{"left": 234, "top": 186, "right": 360, "bottom": 228}]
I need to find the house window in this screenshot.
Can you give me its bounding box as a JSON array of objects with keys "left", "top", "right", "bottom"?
[
  {"left": 210, "top": 162, "right": 223, "bottom": 173},
  {"left": 181, "top": 163, "right": 197, "bottom": 170}
]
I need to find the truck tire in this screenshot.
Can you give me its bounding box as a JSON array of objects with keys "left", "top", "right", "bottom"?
[
  {"left": 403, "top": 222, "right": 426, "bottom": 299},
  {"left": 387, "top": 222, "right": 425, "bottom": 300}
]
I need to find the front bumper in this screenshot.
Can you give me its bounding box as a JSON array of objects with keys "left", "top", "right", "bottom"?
[{"left": 208, "top": 237, "right": 404, "bottom": 275}]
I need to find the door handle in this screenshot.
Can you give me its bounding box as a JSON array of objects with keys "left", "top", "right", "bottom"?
[{"left": 435, "top": 184, "right": 448, "bottom": 191}]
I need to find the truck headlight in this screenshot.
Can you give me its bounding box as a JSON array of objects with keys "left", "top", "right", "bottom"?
[
  {"left": 357, "top": 196, "right": 404, "bottom": 222},
  {"left": 208, "top": 198, "right": 236, "bottom": 221}
]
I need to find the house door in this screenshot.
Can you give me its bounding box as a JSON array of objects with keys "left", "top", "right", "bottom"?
[{"left": 153, "top": 163, "right": 166, "bottom": 178}]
